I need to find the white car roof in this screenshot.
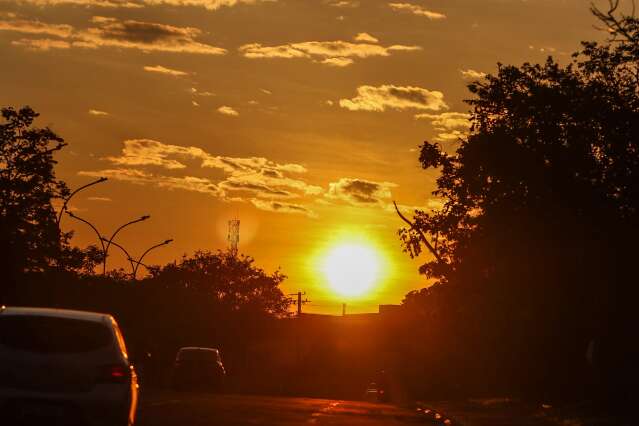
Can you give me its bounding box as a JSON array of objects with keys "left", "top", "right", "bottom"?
[{"left": 0, "top": 306, "right": 113, "bottom": 323}]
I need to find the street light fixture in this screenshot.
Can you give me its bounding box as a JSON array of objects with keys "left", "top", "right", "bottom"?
[
  {"left": 103, "top": 215, "right": 151, "bottom": 275},
  {"left": 57, "top": 177, "right": 107, "bottom": 229},
  {"left": 132, "top": 239, "right": 173, "bottom": 280},
  {"left": 65, "top": 211, "right": 106, "bottom": 257},
  {"left": 100, "top": 237, "right": 136, "bottom": 277}
]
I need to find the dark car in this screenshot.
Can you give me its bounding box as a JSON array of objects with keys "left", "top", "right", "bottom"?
[
  {"left": 171, "top": 347, "right": 225, "bottom": 391},
  {"left": 0, "top": 307, "right": 139, "bottom": 426}
]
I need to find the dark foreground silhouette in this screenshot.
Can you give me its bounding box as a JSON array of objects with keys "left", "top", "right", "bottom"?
[{"left": 0, "top": 2, "right": 637, "bottom": 423}]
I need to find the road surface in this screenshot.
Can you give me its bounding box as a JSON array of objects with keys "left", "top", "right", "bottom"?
[{"left": 137, "top": 392, "right": 434, "bottom": 426}]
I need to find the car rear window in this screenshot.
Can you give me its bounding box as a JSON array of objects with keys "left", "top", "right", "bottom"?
[
  {"left": 177, "top": 349, "right": 219, "bottom": 362},
  {"left": 0, "top": 315, "right": 113, "bottom": 354}
]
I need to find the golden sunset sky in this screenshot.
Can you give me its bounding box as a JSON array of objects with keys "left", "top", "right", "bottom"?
[{"left": 1, "top": 0, "right": 605, "bottom": 313}]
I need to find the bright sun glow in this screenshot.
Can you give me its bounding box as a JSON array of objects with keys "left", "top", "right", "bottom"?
[{"left": 321, "top": 243, "right": 382, "bottom": 297}]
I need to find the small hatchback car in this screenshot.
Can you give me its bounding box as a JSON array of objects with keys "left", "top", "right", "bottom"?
[
  {"left": 171, "top": 347, "right": 225, "bottom": 391},
  {"left": 0, "top": 306, "right": 139, "bottom": 426}
]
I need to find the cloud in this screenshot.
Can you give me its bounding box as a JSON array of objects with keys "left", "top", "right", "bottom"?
[
  {"left": 326, "top": 177, "right": 397, "bottom": 205},
  {"left": 339, "top": 84, "right": 448, "bottom": 112},
  {"left": 4, "top": 16, "right": 227, "bottom": 55},
  {"left": 415, "top": 112, "right": 471, "bottom": 142},
  {"left": 141, "top": 0, "right": 273, "bottom": 10},
  {"left": 432, "top": 130, "right": 466, "bottom": 142},
  {"left": 321, "top": 57, "right": 354, "bottom": 67},
  {"left": 12, "top": 0, "right": 272, "bottom": 9},
  {"left": 220, "top": 180, "right": 295, "bottom": 199},
  {"left": 250, "top": 199, "right": 316, "bottom": 217},
  {"left": 326, "top": 0, "right": 358, "bottom": 7},
  {"left": 87, "top": 196, "right": 112, "bottom": 201},
  {"left": 238, "top": 39, "right": 420, "bottom": 66},
  {"left": 14, "top": 0, "right": 143, "bottom": 8},
  {"left": 190, "top": 87, "right": 215, "bottom": 96},
  {"left": 80, "top": 168, "right": 224, "bottom": 196},
  {"left": 81, "top": 140, "right": 408, "bottom": 217},
  {"left": 0, "top": 18, "right": 74, "bottom": 37},
  {"left": 415, "top": 112, "right": 471, "bottom": 129},
  {"left": 80, "top": 139, "right": 321, "bottom": 215},
  {"left": 460, "top": 69, "right": 486, "bottom": 79},
  {"left": 12, "top": 38, "right": 71, "bottom": 50},
  {"left": 388, "top": 2, "right": 446, "bottom": 20},
  {"left": 155, "top": 175, "right": 223, "bottom": 196},
  {"left": 79, "top": 168, "right": 154, "bottom": 184},
  {"left": 354, "top": 32, "right": 378, "bottom": 43},
  {"left": 144, "top": 65, "right": 190, "bottom": 76},
  {"left": 217, "top": 105, "right": 239, "bottom": 116},
  {"left": 88, "top": 109, "right": 109, "bottom": 116}
]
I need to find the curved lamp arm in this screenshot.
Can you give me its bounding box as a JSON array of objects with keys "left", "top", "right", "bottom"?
[
  {"left": 101, "top": 237, "right": 136, "bottom": 277},
  {"left": 65, "top": 211, "right": 106, "bottom": 255},
  {"left": 57, "top": 177, "right": 107, "bottom": 228},
  {"left": 133, "top": 239, "right": 173, "bottom": 279},
  {"left": 103, "top": 215, "right": 150, "bottom": 275}
]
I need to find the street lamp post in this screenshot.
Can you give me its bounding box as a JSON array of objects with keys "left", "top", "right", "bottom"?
[
  {"left": 57, "top": 177, "right": 107, "bottom": 229},
  {"left": 132, "top": 239, "right": 173, "bottom": 280},
  {"left": 65, "top": 211, "right": 106, "bottom": 258},
  {"left": 103, "top": 215, "right": 150, "bottom": 275},
  {"left": 101, "top": 237, "right": 136, "bottom": 277}
]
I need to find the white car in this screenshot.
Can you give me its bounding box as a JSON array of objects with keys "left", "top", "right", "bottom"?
[{"left": 0, "top": 306, "right": 139, "bottom": 426}]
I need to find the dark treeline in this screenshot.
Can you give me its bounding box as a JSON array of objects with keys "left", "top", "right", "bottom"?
[
  {"left": 394, "top": 1, "right": 639, "bottom": 408},
  {"left": 0, "top": 104, "right": 292, "bottom": 388}
]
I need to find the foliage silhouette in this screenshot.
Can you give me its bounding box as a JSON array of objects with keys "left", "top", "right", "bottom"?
[{"left": 399, "top": 1, "right": 639, "bottom": 401}]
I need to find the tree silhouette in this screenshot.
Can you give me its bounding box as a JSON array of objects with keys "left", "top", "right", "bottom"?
[
  {"left": 0, "top": 107, "right": 70, "bottom": 302},
  {"left": 398, "top": 2, "right": 639, "bottom": 397},
  {"left": 146, "top": 250, "right": 291, "bottom": 316}
]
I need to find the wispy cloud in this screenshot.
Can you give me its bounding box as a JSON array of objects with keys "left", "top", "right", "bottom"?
[
  {"left": 321, "top": 57, "right": 354, "bottom": 67},
  {"left": 250, "top": 199, "right": 317, "bottom": 217},
  {"left": 460, "top": 69, "right": 486, "bottom": 79},
  {"left": 415, "top": 112, "right": 470, "bottom": 129},
  {"left": 354, "top": 32, "right": 378, "bottom": 43},
  {"left": 12, "top": 0, "right": 272, "bottom": 9},
  {"left": 415, "top": 112, "right": 471, "bottom": 142},
  {"left": 190, "top": 87, "right": 215, "bottom": 96},
  {"left": 0, "top": 18, "right": 73, "bottom": 37},
  {"left": 87, "top": 196, "right": 112, "bottom": 201},
  {"left": 14, "top": 0, "right": 143, "bottom": 8},
  {"left": 238, "top": 39, "right": 420, "bottom": 66},
  {"left": 339, "top": 85, "right": 448, "bottom": 112},
  {"left": 217, "top": 105, "right": 239, "bottom": 116},
  {"left": 4, "top": 16, "right": 227, "bottom": 55},
  {"left": 144, "top": 65, "right": 190, "bottom": 76},
  {"left": 325, "top": 0, "right": 359, "bottom": 8},
  {"left": 80, "top": 139, "right": 321, "bottom": 216},
  {"left": 88, "top": 109, "right": 109, "bottom": 116},
  {"left": 326, "top": 177, "right": 396, "bottom": 206},
  {"left": 388, "top": 2, "right": 446, "bottom": 20}
]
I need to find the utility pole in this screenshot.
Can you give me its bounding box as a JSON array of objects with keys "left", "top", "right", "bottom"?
[
  {"left": 342, "top": 303, "right": 346, "bottom": 316},
  {"left": 289, "top": 291, "right": 310, "bottom": 317}
]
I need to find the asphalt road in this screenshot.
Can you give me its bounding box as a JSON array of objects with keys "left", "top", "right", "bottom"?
[{"left": 137, "top": 392, "right": 432, "bottom": 426}]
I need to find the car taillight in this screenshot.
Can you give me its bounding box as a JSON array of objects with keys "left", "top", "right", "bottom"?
[{"left": 98, "top": 364, "right": 131, "bottom": 383}]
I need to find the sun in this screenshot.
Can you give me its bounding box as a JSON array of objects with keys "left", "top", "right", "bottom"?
[{"left": 321, "top": 243, "right": 382, "bottom": 297}]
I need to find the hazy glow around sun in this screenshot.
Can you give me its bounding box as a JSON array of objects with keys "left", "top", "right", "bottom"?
[{"left": 321, "top": 243, "right": 382, "bottom": 297}]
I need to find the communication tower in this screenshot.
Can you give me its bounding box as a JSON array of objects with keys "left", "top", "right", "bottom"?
[{"left": 228, "top": 218, "right": 240, "bottom": 255}]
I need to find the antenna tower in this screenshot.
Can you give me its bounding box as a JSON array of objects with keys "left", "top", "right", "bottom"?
[{"left": 228, "top": 218, "right": 240, "bottom": 255}]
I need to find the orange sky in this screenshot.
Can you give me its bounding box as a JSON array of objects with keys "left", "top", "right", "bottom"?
[{"left": 0, "top": 0, "right": 605, "bottom": 313}]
